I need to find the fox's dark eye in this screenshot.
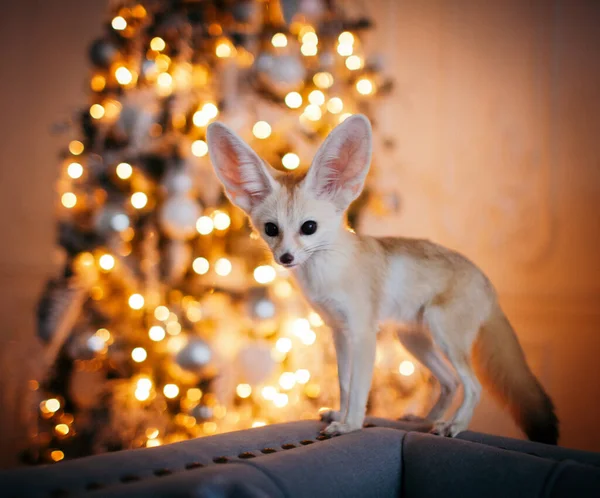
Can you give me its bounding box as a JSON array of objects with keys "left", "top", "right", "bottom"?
[
  {"left": 300, "top": 220, "right": 317, "bottom": 235},
  {"left": 265, "top": 222, "right": 279, "bottom": 237}
]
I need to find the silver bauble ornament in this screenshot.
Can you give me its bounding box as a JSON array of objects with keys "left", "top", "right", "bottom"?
[
  {"left": 176, "top": 338, "right": 212, "bottom": 371},
  {"left": 89, "top": 38, "right": 118, "bottom": 68},
  {"left": 95, "top": 205, "right": 130, "bottom": 234},
  {"left": 254, "top": 53, "right": 306, "bottom": 96},
  {"left": 164, "top": 240, "right": 193, "bottom": 284},
  {"left": 159, "top": 195, "right": 201, "bottom": 240},
  {"left": 237, "top": 342, "right": 275, "bottom": 385}
]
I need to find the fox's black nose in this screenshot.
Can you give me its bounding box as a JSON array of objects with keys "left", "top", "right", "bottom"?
[{"left": 280, "top": 253, "right": 294, "bottom": 265}]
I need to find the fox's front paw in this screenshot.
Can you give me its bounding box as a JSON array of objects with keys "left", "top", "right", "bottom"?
[
  {"left": 430, "top": 420, "right": 466, "bottom": 438},
  {"left": 319, "top": 410, "right": 342, "bottom": 423},
  {"left": 321, "top": 421, "right": 361, "bottom": 436}
]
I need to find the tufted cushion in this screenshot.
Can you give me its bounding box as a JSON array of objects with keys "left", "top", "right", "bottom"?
[
  {"left": 457, "top": 431, "right": 600, "bottom": 468},
  {"left": 81, "top": 427, "right": 404, "bottom": 498},
  {"left": 1, "top": 417, "right": 599, "bottom": 497},
  {"left": 402, "top": 431, "right": 600, "bottom": 498}
]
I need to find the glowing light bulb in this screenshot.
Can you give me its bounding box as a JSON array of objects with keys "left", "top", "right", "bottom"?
[
  {"left": 252, "top": 420, "right": 267, "bottom": 428},
  {"left": 327, "top": 97, "right": 344, "bottom": 114},
  {"left": 308, "top": 90, "right": 325, "bottom": 106},
  {"left": 282, "top": 152, "right": 300, "bottom": 170},
  {"left": 191, "top": 140, "right": 208, "bottom": 157},
  {"left": 146, "top": 428, "right": 159, "bottom": 439},
  {"left": 313, "top": 72, "right": 333, "bottom": 89},
  {"left": 187, "top": 388, "right": 202, "bottom": 401},
  {"left": 300, "top": 329, "right": 317, "bottom": 345},
  {"left": 157, "top": 72, "right": 173, "bottom": 88},
  {"left": 308, "top": 311, "right": 324, "bottom": 327},
  {"left": 202, "top": 102, "right": 219, "bottom": 119},
  {"left": 301, "top": 43, "right": 318, "bottom": 56},
  {"left": 276, "top": 337, "right": 292, "bottom": 353},
  {"left": 252, "top": 121, "right": 271, "bottom": 139},
  {"left": 61, "top": 192, "right": 77, "bottom": 209},
  {"left": 116, "top": 162, "right": 133, "bottom": 179},
  {"left": 98, "top": 254, "right": 115, "bottom": 271},
  {"left": 90, "top": 104, "right": 105, "bottom": 119},
  {"left": 111, "top": 16, "right": 127, "bottom": 30},
  {"left": 295, "top": 369, "right": 311, "bottom": 384},
  {"left": 115, "top": 66, "right": 133, "bottom": 85},
  {"left": 67, "top": 162, "right": 83, "bottom": 179},
  {"left": 196, "top": 216, "right": 214, "bottom": 235},
  {"left": 215, "top": 258, "right": 232, "bottom": 276},
  {"left": 149, "top": 325, "right": 166, "bottom": 341},
  {"left": 279, "top": 372, "right": 296, "bottom": 390},
  {"left": 292, "top": 318, "right": 310, "bottom": 335},
  {"left": 95, "top": 328, "right": 110, "bottom": 342},
  {"left": 254, "top": 265, "right": 276, "bottom": 284},
  {"left": 345, "top": 55, "right": 363, "bottom": 70},
  {"left": 285, "top": 92, "right": 302, "bottom": 109},
  {"left": 356, "top": 78, "right": 374, "bottom": 95},
  {"left": 303, "top": 104, "right": 322, "bottom": 121},
  {"left": 236, "top": 383, "right": 252, "bottom": 398},
  {"left": 273, "top": 393, "right": 289, "bottom": 408},
  {"left": 192, "top": 110, "right": 210, "bottom": 127},
  {"left": 155, "top": 54, "right": 171, "bottom": 71},
  {"left": 271, "top": 33, "right": 288, "bottom": 47},
  {"left": 193, "top": 257, "right": 210, "bottom": 275},
  {"left": 135, "top": 388, "right": 150, "bottom": 401},
  {"left": 90, "top": 74, "right": 106, "bottom": 92},
  {"left": 131, "top": 347, "right": 147, "bottom": 362},
  {"left": 163, "top": 384, "right": 179, "bottom": 398},
  {"left": 131, "top": 192, "right": 148, "bottom": 209},
  {"left": 186, "top": 304, "right": 202, "bottom": 322},
  {"left": 166, "top": 321, "right": 181, "bottom": 335},
  {"left": 137, "top": 378, "right": 152, "bottom": 391},
  {"left": 129, "top": 293, "right": 145, "bottom": 310},
  {"left": 261, "top": 386, "right": 277, "bottom": 400},
  {"left": 55, "top": 423, "right": 69, "bottom": 436},
  {"left": 51, "top": 450, "right": 65, "bottom": 462},
  {"left": 399, "top": 360, "right": 415, "bottom": 376},
  {"left": 337, "top": 43, "right": 353, "bottom": 56},
  {"left": 45, "top": 398, "right": 61, "bottom": 413},
  {"left": 302, "top": 32, "right": 318, "bottom": 45},
  {"left": 69, "top": 140, "right": 84, "bottom": 155},
  {"left": 150, "top": 37, "right": 166, "bottom": 51},
  {"left": 213, "top": 211, "right": 231, "bottom": 230},
  {"left": 338, "top": 31, "right": 355, "bottom": 45},
  {"left": 274, "top": 280, "right": 293, "bottom": 298},
  {"left": 103, "top": 99, "right": 122, "bottom": 120},
  {"left": 154, "top": 306, "right": 169, "bottom": 321},
  {"left": 216, "top": 40, "right": 233, "bottom": 58}
]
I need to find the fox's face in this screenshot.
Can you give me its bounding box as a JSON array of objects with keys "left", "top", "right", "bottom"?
[{"left": 206, "top": 115, "right": 372, "bottom": 268}]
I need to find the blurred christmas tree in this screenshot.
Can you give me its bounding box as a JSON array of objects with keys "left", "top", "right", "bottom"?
[{"left": 25, "top": 0, "right": 429, "bottom": 464}]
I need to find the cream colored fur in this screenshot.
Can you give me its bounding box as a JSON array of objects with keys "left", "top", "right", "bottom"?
[{"left": 206, "top": 115, "right": 558, "bottom": 442}]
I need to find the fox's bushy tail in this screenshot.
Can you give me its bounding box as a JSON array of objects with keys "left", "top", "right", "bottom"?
[{"left": 472, "top": 303, "right": 559, "bottom": 445}]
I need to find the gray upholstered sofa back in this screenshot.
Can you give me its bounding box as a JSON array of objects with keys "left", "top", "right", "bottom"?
[{"left": 2, "top": 418, "right": 599, "bottom": 497}]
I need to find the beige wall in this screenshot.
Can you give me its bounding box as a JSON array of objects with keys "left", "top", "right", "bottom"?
[
  {"left": 365, "top": 0, "right": 600, "bottom": 451},
  {"left": 0, "top": 0, "right": 598, "bottom": 466},
  {"left": 0, "top": 0, "right": 106, "bottom": 467}
]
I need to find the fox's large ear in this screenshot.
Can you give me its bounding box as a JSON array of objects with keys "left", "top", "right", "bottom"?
[
  {"left": 303, "top": 114, "right": 372, "bottom": 211},
  {"left": 206, "top": 122, "right": 278, "bottom": 213}
]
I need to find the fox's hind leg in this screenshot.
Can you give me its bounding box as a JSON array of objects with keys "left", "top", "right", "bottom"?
[
  {"left": 425, "top": 305, "right": 482, "bottom": 437},
  {"left": 397, "top": 329, "right": 459, "bottom": 422}
]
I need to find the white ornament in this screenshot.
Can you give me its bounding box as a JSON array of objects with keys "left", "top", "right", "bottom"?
[
  {"left": 237, "top": 342, "right": 275, "bottom": 385},
  {"left": 255, "top": 53, "right": 306, "bottom": 96},
  {"left": 159, "top": 195, "right": 201, "bottom": 240}
]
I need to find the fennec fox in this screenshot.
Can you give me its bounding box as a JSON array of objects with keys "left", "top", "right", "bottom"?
[{"left": 206, "top": 115, "right": 558, "bottom": 444}]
